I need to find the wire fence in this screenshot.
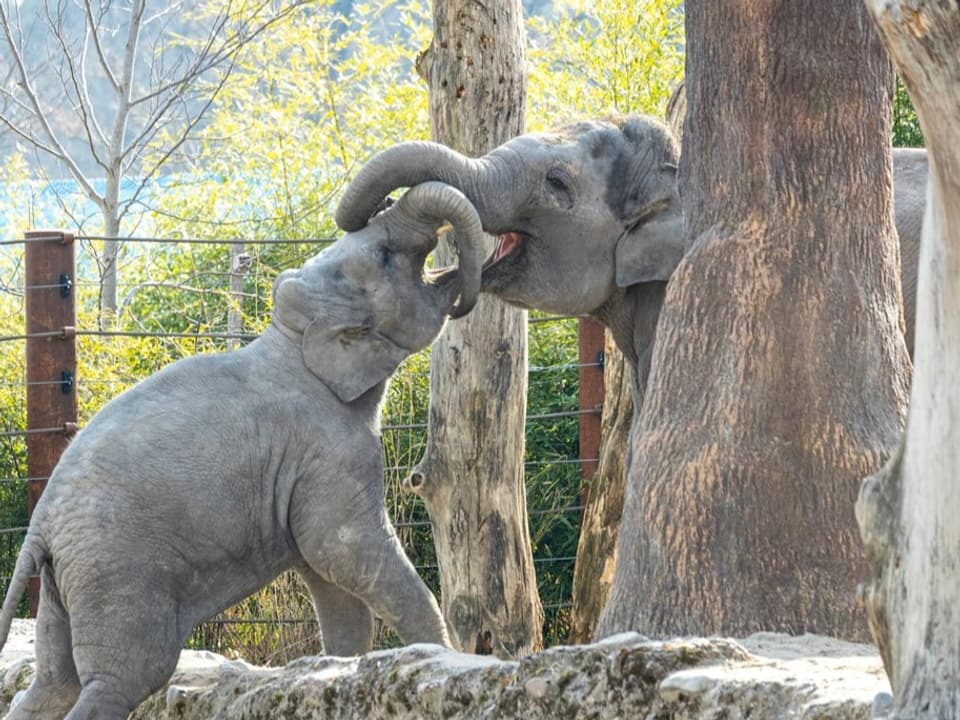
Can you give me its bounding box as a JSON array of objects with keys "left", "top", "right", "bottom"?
[{"left": 0, "top": 232, "right": 601, "bottom": 662}]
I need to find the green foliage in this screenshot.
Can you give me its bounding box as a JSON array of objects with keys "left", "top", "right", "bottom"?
[
  {"left": 525, "top": 316, "right": 582, "bottom": 643},
  {"left": 893, "top": 76, "right": 924, "bottom": 148},
  {"left": 527, "top": 0, "right": 684, "bottom": 128}
]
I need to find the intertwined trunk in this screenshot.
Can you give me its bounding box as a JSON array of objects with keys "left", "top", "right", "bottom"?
[
  {"left": 406, "top": 0, "right": 542, "bottom": 658},
  {"left": 856, "top": 2, "right": 960, "bottom": 716},
  {"left": 597, "top": 0, "right": 911, "bottom": 640}
]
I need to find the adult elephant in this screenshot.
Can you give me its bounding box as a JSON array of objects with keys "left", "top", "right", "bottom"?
[{"left": 337, "top": 118, "right": 925, "bottom": 375}]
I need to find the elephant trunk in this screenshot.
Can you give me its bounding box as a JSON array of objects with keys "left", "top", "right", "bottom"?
[
  {"left": 387, "top": 181, "right": 485, "bottom": 318},
  {"left": 335, "top": 142, "right": 512, "bottom": 234}
]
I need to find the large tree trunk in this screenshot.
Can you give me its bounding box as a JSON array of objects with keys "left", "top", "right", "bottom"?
[
  {"left": 568, "top": 330, "right": 632, "bottom": 643},
  {"left": 856, "top": 2, "right": 960, "bottom": 716},
  {"left": 405, "top": 0, "right": 542, "bottom": 659},
  {"left": 597, "top": 0, "right": 912, "bottom": 640}
]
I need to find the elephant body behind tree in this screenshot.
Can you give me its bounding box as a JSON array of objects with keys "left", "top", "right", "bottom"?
[
  {"left": 337, "top": 118, "right": 927, "bottom": 371},
  {"left": 0, "top": 182, "right": 485, "bottom": 720},
  {"left": 894, "top": 146, "right": 926, "bottom": 356}
]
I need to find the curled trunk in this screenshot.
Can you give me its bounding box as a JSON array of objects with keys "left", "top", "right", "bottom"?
[{"left": 388, "top": 181, "right": 486, "bottom": 317}]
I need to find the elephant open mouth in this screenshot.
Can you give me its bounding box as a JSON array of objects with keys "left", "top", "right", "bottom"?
[{"left": 484, "top": 232, "right": 527, "bottom": 270}]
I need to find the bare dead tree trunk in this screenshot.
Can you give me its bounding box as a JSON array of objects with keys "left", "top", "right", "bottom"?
[
  {"left": 227, "top": 243, "right": 249, "bottom": 350},
  {"left": 568, "top": 330, "right": 632, "bottom": 643},
  {"left": 405, "top": 0, "right": 542, "bottom": 658},
  {"left": 856, "top": 2, "right": 960, "bottom": 716},
  {"left": 100, "top": 214, "right": 120, "bottom": 329},
  {"left": 597, "top": 0, "right": 912, "bottom": 640}
]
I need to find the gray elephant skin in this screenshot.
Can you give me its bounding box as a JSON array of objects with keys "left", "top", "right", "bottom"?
[
  {"left": 337, "top": 119, "right": 926, "bottom": 380},
  {"left": 0, "top": 182, "right": 485, "bottom": 719}
]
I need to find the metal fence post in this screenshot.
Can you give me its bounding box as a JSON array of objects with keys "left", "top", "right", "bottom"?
[
  {"left": 577, "top": 317, "right": 605, "bottom": 494},
  {"left": 24, "top": 230, "right": 78, "bottom": 615}
]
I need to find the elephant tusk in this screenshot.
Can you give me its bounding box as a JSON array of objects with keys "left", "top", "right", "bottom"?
[{"left": 435, "top": 223, "right": 455, "bottom": 237}]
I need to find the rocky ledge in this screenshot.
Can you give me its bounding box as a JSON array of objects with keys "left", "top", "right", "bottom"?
[{"left": 1, "top": 619, "right": 890, "bottom": 719}]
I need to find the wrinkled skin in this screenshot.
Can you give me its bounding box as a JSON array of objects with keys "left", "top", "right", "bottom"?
[
  {"left": 337, "top": 116, "right": 926, "bottom": 375},
  {"left": 0, "top": 182, "right": 483, "bottom": 720}
]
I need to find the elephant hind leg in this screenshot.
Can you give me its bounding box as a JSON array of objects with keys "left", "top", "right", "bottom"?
[
  {"left": 64, "top": 598, "right": 186, "bottom": 719},
  {"left": 6, "top": 565, "right": 81, "bottom": 719},
  {"left": 299, "top": 567, "right": 375, "bottom": 656}
]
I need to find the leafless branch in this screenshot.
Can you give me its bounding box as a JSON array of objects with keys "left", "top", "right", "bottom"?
[
  {"left": 0, "top": 1, "right": 101, "bottom": 202},
  {"left": 128, "top": 1, "right": 305, "bottom": 109},
  {"left": 44, "top": 1, "right": 108, "bottom": 170},
  {"left": 83, "top": 0, "right": 120, "bottom": 91}
]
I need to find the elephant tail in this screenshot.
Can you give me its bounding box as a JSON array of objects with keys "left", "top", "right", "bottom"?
[{"left": 0, "top": 532, "right": 48, "bottom": 651}]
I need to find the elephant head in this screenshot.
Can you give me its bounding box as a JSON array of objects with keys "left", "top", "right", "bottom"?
[
  {"left": 273, "top": 181, "right": 484, "bottom": 402},
  {"left": 335, "top": 116, "right": 683, "bottom": 317}
]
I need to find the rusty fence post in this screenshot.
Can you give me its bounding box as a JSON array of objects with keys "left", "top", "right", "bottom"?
[
  {"left": 24, "top": 229, "right": 78, "bottom": 616},
  {"left": 577, "top": 317, "right": 605, "bottom": 505}
]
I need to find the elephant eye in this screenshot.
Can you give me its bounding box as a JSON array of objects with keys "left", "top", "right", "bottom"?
[
  {"left": 342, "top": 326, "right": 371, "bottom": 342},
  {"left": 546, "top": 167, "right": 574, "bottom": 208},
  {"left": 377, "top": 245, "right": 392, "bottom": 266}
]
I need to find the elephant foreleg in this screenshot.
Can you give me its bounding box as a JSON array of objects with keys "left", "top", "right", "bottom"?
[
  {"left": 298, "top": 568, "right": 375, "bottom": 656},
  {"left": 295, "top": 518, "right": 450, "bottom": 649}
]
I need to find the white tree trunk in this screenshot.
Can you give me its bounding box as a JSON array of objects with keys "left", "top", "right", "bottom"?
[
  {"left": 856, "top": 2, "right": 960, "bottom": 716},
  {"left": 101, "top": 211, "right": 120, "bottom": 329},
  {"left": 228, "top": 243, "right": 248, "bottom": 350},
  {"left": 407, "top": 0, "right": 542, "bottom": 659}
]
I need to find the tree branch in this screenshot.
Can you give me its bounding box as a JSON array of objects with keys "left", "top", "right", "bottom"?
[
  {"left": 128, "top": 1, "right": 305, "bottom": 109},
  {"left": 44, "top": 1, "right": 108, "bottom": 171},
  {"left": 83, "top": 0, "right": 120, "bottom": 91},
  {"left": 0, "top": 0, "right": 101, "bottom": 205}
]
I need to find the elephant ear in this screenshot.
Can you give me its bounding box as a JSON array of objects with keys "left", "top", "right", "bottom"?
[
  {"left": 301, "top": 319, "right": 410, "bottom": 404},
  {"left": 614, "top": 196, "right": 685, "bottom": 287}
]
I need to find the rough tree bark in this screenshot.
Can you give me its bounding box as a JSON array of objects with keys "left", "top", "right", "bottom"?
[
  {"left": 856, "top": 2, "right": 960, "bottom": 716},
  {"left": 596, "top": 0, "right": 912, "bottom": 640},
  {"left": 568, "top": 330, "right": 632, "bottom": 643},
  {"left": 568, "top": 88, "right": 686, "bottom": 643},
  {"left": 405, "top": 0, "right": 542, "bottom": 658}
]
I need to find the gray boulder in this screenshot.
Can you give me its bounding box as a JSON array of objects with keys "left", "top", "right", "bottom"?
[{"left": 1, "top": 619, "right": 890, "bottom": 719}]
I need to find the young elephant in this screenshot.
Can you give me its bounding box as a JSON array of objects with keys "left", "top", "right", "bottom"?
[
  {"left": 336, "top": 117, "right": 926, "bottom": 377},
  {"left": 0, "top": 181, "right": 483, "bottom": 719}
]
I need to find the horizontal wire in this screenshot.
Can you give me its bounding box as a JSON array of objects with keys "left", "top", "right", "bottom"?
[
  {"left": 0, "top": 425, "right": 77, "bottom": 438},
  {"left": 192, "top": 603, "right": 575, "bottom": 627},
  {"left": 192, "top": 617, "right": 320, "bottom": 626},
  {"left": 382, "top": 408, "right": 598, "bottom": 432},
  {"left": 0, "top": 360, "right": 593, "bottom": 388},
  {"left": 23, "top": 283, "right": 71, "bottom": 290},
  {"left": 412, "top": 555, "right": 577, "bottom": 573},
  {"left": 391, "top": 504, "right": 585, "bottom": 531},
  {"left": 383, "top": 458, "right": 595, "bottom": 474},
  {"left": 1, "top": 324, "right": 583, "bottom": 345},
  {"left": 0, "top": 235, "right": 337, "bottom": 246},
  {"left": 0, "top": 380, "right": 68, "bottom": 387}
]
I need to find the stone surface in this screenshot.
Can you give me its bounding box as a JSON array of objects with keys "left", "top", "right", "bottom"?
[{"left": 0, "top": 620, "right": 890, "bottom": 719}]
